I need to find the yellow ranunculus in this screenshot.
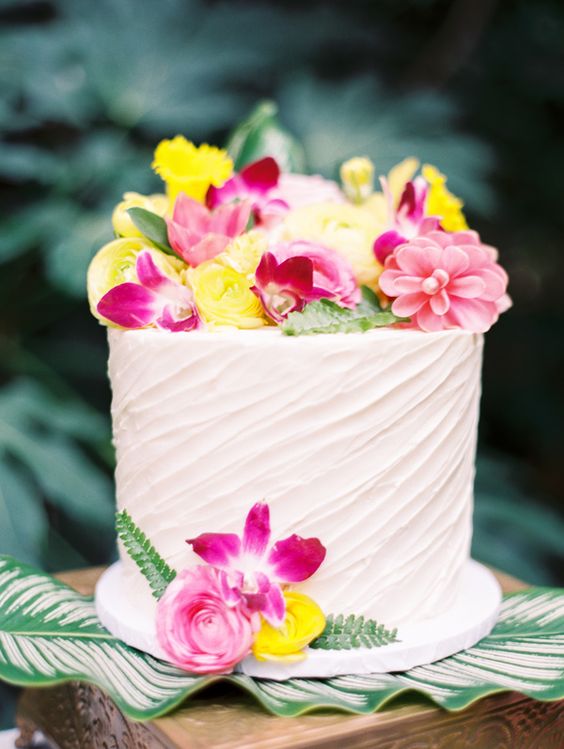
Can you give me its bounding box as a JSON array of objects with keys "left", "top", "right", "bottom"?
[
  {"left": 112, "top": 192, "right": 169, "bottom": 238},
  {"left": 152, "top": 136, "right": 233, "bottom": 204},
  {"left": 423, "top": 164, "right": 468, "bottom": 232},
  {"left": 252, "top": 592, "right": 326, "bottom": 663},
  {"left": 340, "top": 156, "right": 375, "bottom": 204},
  {"left": 87, "top": 238, "right": 185, "bottom": 321},
  {"left": 281, "top": 202, "right": 385, "bottom": 287},
  {"left": 190, "top": 260, "right": 266, "bottom": 329},
  {"left": 218, "top": 230, "right": 268, "bottom": 279}
]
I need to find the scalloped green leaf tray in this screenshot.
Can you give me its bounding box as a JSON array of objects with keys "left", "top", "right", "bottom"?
[{"left": 0, "top": 555, "right": 562, "bottom": 721}]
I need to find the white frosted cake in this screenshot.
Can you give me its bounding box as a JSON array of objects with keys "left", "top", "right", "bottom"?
[{"left": 89, "top": 128, "right": 509, "bottom": 676}]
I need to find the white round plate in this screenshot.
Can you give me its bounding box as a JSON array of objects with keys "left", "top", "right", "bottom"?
[{"left": 95, "top": 559, "right": 501, "bottom": 680}]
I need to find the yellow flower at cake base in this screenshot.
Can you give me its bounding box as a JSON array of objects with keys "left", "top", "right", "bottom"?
[
  {"left": 219, "top": 230, "right": 268, "bottom": 278},
  {"left": 112, "top": 192, "right": 169, "bottom": 238},
  {"left": 152, "top": 135, "right": 233, "bottom": 204},
  {"left": 87, "top": 238, "right": 185, "bottom": 321},
  {"left": 423, "top": 164, "right": 468, "bottom": 232},
  {"left": 281, "top": 202, "right": 385, "bottom": 288},
  {"left": 253, "top": 592, "right": 326, "bottom": 663},
  {"left": 190, "top": 260, "right": 266, "bottom": 329}
]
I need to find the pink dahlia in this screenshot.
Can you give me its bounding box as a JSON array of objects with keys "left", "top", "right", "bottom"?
[
  {"left": 379, "top": 230, "right": 510, "bottom": 333},
  {"left": 156, "top": 566, "right": 258, "bottom": 674},
  {"left": 252, "top": 240, "right": 360, "bottom": 323}
]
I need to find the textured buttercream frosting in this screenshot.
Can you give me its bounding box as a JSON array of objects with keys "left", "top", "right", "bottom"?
[{"left": 108, "top": 327, "right": 483, "bottom": 626}]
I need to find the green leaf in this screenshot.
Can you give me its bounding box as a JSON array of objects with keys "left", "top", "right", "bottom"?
[
  {"left": 0, "top": 558, "right": 562, "bottom": 720},
  {"left": 310, "top": 614, "right": 399, "bottom": 651},
  {"left": 282, "top": 299, "right": 406, "bottom": 336},
  {"left": 359, "top": 285, "right": 383, "bottom": 312},
  {"left": 126, "top": 208, "right": 178, "bottom": 257},
  {"left": 226, "top": 101, "right": 305, "bottom": 172},
  {"left": 116, "top": 510, "right": 176, "bottom": 599}
]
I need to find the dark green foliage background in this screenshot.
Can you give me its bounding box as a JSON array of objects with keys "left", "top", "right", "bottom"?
[{"left": 0, "top": 0, "right": 563, "bottom": 726}]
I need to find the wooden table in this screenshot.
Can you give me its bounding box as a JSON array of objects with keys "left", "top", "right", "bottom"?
[{"left": 15, "top": 568, "right": 564, "bottom": 749}]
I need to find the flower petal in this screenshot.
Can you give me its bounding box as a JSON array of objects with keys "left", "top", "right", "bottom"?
[
  {"left": 183, "top": 234, "right": 231, "bottom": 266},
  {"left": 391, "top": 291, "right": 427, "bottom": 317},
  {"left": 275, "top": 256, "right": 314, "bottom": 295},
  {"left": 209, "top": 200, "right": 252, "bottom": 238},
  {"left": 449, "top": 275, "right": 486, "bottom": 299},
  {"left": 172, "top": 193, "right": 211, "bottom": 234},
  {"left": 186, "top": 532, "right": 241, "bottom": 568},
  {"left": 416, "top": 302, "right": 448, "bottom": 332},
  {"left": 259, "top": 584, "right": 286, "bottom": 627},
  {"left": 373, "top": 230, "right": 405, "bottom": 265},
  {"left": 136, "top": 251, "right": 179, "bottom": 296},
  {"left": 156, "top": 305, "right": 200, "bottom": 332},
  {"left": 448, "top": 298, "right": 497, "bottom": 332},
  {"left": 241, "top": 157, "right": 280, "bottom": 193},
  {"left": 254, "top": 252, "right": 278, "bottom": 287},
  {"left": 267, "top": 534, "right": 326, "bottom": 583},
  {"left": 219, "top": 569, "right": 244, "bottom": 607},
  {"left": 242, "top": 502, "right": 271, "bottom": 558},
  {"left": 442, "top": 245, "right": 470, "bottom": 277},
  {"left": 429, "top": 288, "right": 450, "bottom": 315},
  {"left": 97, "top": 283, "right": 158, "bottom": 329}
]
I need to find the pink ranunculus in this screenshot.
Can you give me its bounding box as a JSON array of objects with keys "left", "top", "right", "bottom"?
[
  {"left": 167, "top": 193, "right": 251, "bottom": 266},
  {"left": 156, "top": 566, "right": 258, "bottom": 674},
  {"left": 187, "top": 502, "right": 326, "bottom": 627},
  {"left": 252, "top": 240, "right": 360, "bottom": 323},
  {"left": 97, "top": 251, "right": 200, "bottom": 332},
  {"left": 274, "top": 173, "right": 345, "bottom": 210},
  {"left": 379, "top": 230, "right": 510, "bottom": 333},
  {"left": 373, "top": 176, "right": 440, "bottom": 264}
]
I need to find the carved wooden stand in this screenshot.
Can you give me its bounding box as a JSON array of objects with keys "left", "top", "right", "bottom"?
[{"left": 14, "top": 568, "right": 564, "bottom": 749}]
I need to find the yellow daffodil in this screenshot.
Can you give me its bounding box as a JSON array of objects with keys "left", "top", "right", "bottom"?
[
  {"left": 423, "top": 164, "right": 468, "bottom": 232},
  {"left": 218, "top": 230, "right": 268, "bottom": 279},
  {"left": 112, "top": 192, "right": 169, "bottom": 238},
  {"left": 340, "top": 156, "right": 375, "bottom": 204},
  {"left": 253, "top": 592, "right": 326, "bottom": 663},
  {"left": 87, "top": 238, "right": 185, "bottom": 321},
  {"left": 281, "top": 202, "right": 385, "bottom": 287},
  {"left": 190, "top": 260, "right": 266, "bottom": 329},
  {"left": 152, "top": 136, "right": 233, "bottom": 204}
]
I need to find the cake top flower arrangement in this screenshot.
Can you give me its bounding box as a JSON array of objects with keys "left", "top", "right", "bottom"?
[{"left": 87, "top": 111, "right": 510, "bottom": 335}]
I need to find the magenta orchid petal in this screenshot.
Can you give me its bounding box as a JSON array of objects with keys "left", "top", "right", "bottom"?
[
  {"left": 240, "top": 157, "right": 280, "bottom": 192},
  {"left": 374, "top": 230, "right": 406, "bottom": 264},
  {"left": 135, "top": 251, "right": 178, "bottom": 295},
  {"left": 267, "top": 534, "right": 327, "bottom": 583},
  {"left": 242, "top": 502, "right": 271, "bottom": 557},
  {"left": 97, "top": 283, "right": 158, "bottom": 329},
  {"left": 260, "top": 584, "right": 286, "bottom": 627},
  {"left": 187, "top": 532, "right": 242, "bottom": 568},
  {"left": 156, "top": 306, "right": 200, "bottom": 332},
  {"left": 275, "top": 257, "right": 314, "bottom": 295},
  {"left": 219, "top": 570, "right": 244, "bottom": 607}
]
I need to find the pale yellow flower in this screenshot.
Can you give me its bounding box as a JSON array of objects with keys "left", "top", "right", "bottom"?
[
  {"left": 422, "top": 164, "right": 468, "bottom": 232},
  {"left": 218, "top": 230, "right": 268, "bottom": 279},
  {"left": 281, "top": 202, "right": 385, "bottom": 287},
  {"left": 112, "top": 192, "right": 169, "bottom": 238},
  {"left": 87, "top": 238, "right": 185, "bottom": 321},
  {"left": 152, "top": 136, "right": 233, "bottom": 204},
  {"left": 190, "top": 260, "right": 266, "bottom": 329},
  {"left": 340, "top": 156, "right": 375, "bottom": 204},
  {"left": 252, "top": 592, "right": 326, "bottom": 663}
]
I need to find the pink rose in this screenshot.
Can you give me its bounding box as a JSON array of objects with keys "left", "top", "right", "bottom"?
[
  {"left": 379, "top": 230, "right": 510, "bottom": 333},
  {"left": 252, "top": 240, "right": 360, "bottom": 323},
  {"left": 156, "top": 566, "right": 257, "bottom": 674}
]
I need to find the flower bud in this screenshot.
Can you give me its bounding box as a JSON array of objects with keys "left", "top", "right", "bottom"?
[{"left": 340, "top": 156, "right": 375, "bottom": 204}]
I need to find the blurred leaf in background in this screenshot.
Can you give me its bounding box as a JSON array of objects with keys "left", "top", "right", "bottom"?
[{"left": 0, "top": 0, "right": 563, "bottom": 728}]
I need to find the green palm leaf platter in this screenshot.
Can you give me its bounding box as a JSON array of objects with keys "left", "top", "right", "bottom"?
[{"left": 0, "top": 556, "right": 562, "bottom": 720}]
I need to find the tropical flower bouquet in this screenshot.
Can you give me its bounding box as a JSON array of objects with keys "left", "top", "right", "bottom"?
[{"left": 87, "top": 134, "right": 510, "bottom": 336}]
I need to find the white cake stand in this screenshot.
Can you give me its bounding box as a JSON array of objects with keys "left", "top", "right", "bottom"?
[{"left": 95, "top": 559, "right": 501, "bottom": 680}]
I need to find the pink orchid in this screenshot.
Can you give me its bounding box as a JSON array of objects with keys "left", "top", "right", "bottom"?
[
  {"left": 187, "top": 502, "right": 326, "bottom": 627},
  {"left": 156, "top": 566, "right": 258, "bottom": 674},
  {"left": 374, "top": 176, "right": 440, "bottom": 265},
  {"left": 207, "top": 157, "right": 289, "bottom": 228},
  {"left": 167, "top": 192, "right": 251, "bottom": 266},
  {"left": 97, "top": 251, "right": 200, "bottom": 332},
  {"left": 252, "top": 241, "right": 360, "bottom": 323},
  {"left": 379, "top": 230, "right": 510, "bottom": 333}
]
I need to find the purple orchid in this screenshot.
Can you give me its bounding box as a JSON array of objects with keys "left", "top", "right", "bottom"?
[
  {"left": 187, "top": 502, "right": 326, "bottom": 627},
  {"left": 251, "top": 252, "right": 321, "bottom": 323},
  {"left": 207, "top": 157, "right": 289, "bottom": 228},
  {"left": 167, "top": 193, "right": 252, "bottom": 267},
  {"left": 97, "top": 251, "right": 200, "bottom": 332},
  {"left": 374, "top": 176, "right": 441, "bottom": 265}
]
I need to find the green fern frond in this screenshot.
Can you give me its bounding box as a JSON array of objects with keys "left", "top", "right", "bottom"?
[
  {"left": 115, "top": 510, "right": 176, "bottom": 600},
  {"left": 310, "top": 613, "right": 399, "bottom": 651}
]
